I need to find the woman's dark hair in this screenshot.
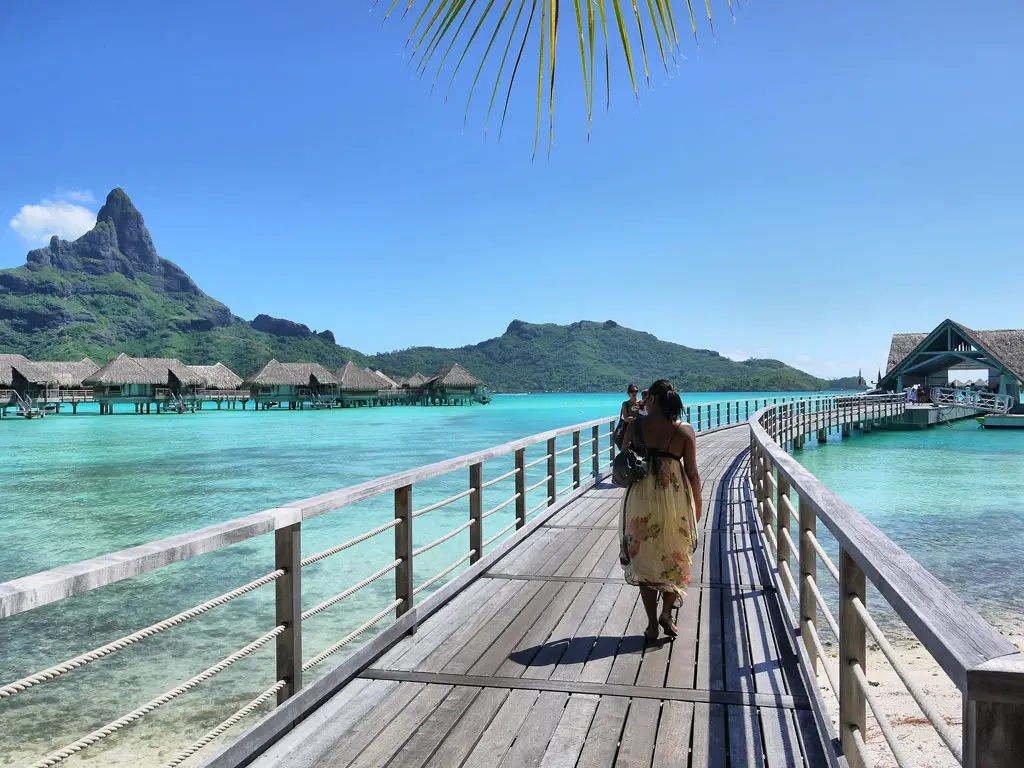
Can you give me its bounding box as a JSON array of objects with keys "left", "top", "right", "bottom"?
[
  {"left": 648, "top": 379, "right": 683, "bottom": 421},
  {"left": 626, "top": 383, "right": 639, "bottom": 394}
]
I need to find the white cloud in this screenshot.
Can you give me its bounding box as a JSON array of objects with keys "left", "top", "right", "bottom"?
[
  {"left": 723, "top": 348, "right": 769, "bottom": 362},
  {"left": 56, "top": 189, "right": 95, "bottom": 204},
  {"left": 9, "top": 197, "right": 96, "bottom": 245}
]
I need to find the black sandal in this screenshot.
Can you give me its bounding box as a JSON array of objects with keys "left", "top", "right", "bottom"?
[{"left": 658, "top": 615, "right": 678, "bottom": 639}]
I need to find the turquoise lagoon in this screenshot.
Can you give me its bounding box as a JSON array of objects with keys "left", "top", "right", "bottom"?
[{"left": 1, "top": 393, "right": 1020, "bottom": 765}]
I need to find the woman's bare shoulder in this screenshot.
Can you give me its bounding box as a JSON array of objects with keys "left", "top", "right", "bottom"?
[{"left": 676, "top": 421, "right": 696, "bottom": 440}]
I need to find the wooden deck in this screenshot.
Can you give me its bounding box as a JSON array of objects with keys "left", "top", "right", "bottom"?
[{"left": 252, "top": 426, "right": 829, "bottom": 768}]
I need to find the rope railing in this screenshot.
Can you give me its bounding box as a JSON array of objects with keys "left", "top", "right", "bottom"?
[
  {"left": 302, "top": 600, "right": 403, "bottom": 672},
  {"left": 412, "top": 487, "right": 476, "bottom": 518},
  {"left": 412, "top": 520, "right": 475, "bottom": 558},
  {"left": 301, "top": 559, "right": 402, "bottom": 622},
  {"left": 161, "top": 679, "right": 287, "bottom": 768},
  {"left": 484, "top": 519, "right": 519, "bottom": 548},
  {"left": 482, "top": 493, "right": 519, "bottom": 519},
  {"left": 29, "top": 625, "right": 286, "bottom": 767},
  {"left": 524, "top": 475, "right": 552, "bottom": 494},
  {"left": 749, "top": 392, "right": 1023, "bottom": 768},
  {"left": 301, "top": 519, "right": 401, "bottom": 567},
  {"left": 523, "top": 453, "right": 552, "bottom": 469},
  {"left": 481, "top": 467, "right": 520, "bottom": 488},
  {"left": 0, "top": 568, "right": 285, "bottom": 699},
  {"left": 412, "top": 551, "right": 475, "bottom": 596}
]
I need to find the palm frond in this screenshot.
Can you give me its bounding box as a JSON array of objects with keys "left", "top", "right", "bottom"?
[{"left": 384, "top": 0, "right": 723, "bottom": 152}]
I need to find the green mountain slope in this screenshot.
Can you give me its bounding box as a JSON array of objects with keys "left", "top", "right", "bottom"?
[
  {"left": 0, "top": 189, "right": 365, "bottom": 376},
  {"left": 369, "top": 320, "right": 828, "bottom": 392},
  {"left": 1, "top": 188, "right": 830, "bottom": 391}
]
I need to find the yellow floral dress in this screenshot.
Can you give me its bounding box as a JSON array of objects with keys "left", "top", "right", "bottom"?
[{"left": 619, "top": 451, "right": 696, "bottom": 598}]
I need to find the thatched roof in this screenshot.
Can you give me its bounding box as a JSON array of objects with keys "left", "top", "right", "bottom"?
[
  {"left": 336, "top": 361, "right": 384, "bottom": 391},
  {"left": 34, "top": 358, "right": 100, "bottom": 387},
  {"left": 424, "top": 363, "right": 482, "bottom": 388},
  {"left": 189, "top": 363, "right": 243, "bottom": 390},
  {"left": 248, "top": 360, "right": 339, "bottom": 386},
  {"left": 84, "top": 354, "right": 203, "bottom": 386},
  {"left": 404, "top": 372, "right": 429, "bottom": 388},
  {"left": 886, "top": 334, "right": 927, "bottom": 373},
  {"left": 0, "top": 354, "right": 56, "bottom": 387},
  {"left": 886, "top": 321, "right": 1024, "bottom": 382},
  {"left": 373, "top": 370, "right": 400, "bottom": 389}
]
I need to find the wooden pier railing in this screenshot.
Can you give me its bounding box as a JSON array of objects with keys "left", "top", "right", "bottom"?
[{"left": 749, "top": 393, "right": 1024, "bottom": 768}]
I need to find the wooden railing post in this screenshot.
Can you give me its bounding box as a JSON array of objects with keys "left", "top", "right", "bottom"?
[
  {"left": 394, "top": 485, "right": 414, "bottom": 619},
  {"left": 591, "top": 425, "right": 600, "bottom": 478},
  {"left": 839, "top": 548, "right": 867, "bottom": 768},
  {"left": 697, "top": 405, "right": 702, "bottom": 432},
  {"left": 964, "top": 656, "right": 1024, "bottom": 768},
  {"left": 798, "top": 495, "right": 817, "bottom": 673},
  {"left": 275, "top": 521, "right": 302, "bottom": 704},
  {"left": 572, "top": 430, "right": 581, "bottom": 489},
  {"left": 547, "top": 437, "right": 557, "bottom": 505},
  {"left": 777, "top": 472, "right": 791, "bottom": 597},
  {"left": 609, "top": 419, "right": 617, "bottom": 462},
  {"left": 726, "top": 401, "right": 731, "bottom": 424},
  {"left": 514, "top": 449, "right": 526, "bottom": 529},
  {"left": 469, "top": 462, "right": 483, "bottom": 563},
  {"left": 716, "top": 402, "right": 721, "bottom": 428}
]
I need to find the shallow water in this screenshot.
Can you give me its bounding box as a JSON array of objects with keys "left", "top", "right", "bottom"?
[
  {"left": 792, "top": 419, "right": 1024, "bottom": 634},
  {"left": 0, "top": 391, "right": 785, "bottom": 767}
]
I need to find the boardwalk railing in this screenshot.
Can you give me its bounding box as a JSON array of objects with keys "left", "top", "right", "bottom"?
[
  {"left": 930, "top": 386, "right": 1014, "bottom": 414},
  {"left": 749, "top": 393, "right": 1024, "bottom": 768}
]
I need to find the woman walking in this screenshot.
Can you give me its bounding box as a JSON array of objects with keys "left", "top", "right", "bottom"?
[{"left": 618, "top": 380, "right": 702, "bottom": 640}]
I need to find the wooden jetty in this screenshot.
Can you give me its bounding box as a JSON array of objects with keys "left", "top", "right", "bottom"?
[{"left": 1, "top": 394, "right": 1022, "bottom": 768}]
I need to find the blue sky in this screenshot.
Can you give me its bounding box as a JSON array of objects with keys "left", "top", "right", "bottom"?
[{"left": 1, "top": 1, "right": 1021, "bottom": 379}]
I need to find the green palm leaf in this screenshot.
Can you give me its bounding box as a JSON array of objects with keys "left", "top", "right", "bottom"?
[{"left": 384, "top": 0, "right": 723, "bottom": 152}]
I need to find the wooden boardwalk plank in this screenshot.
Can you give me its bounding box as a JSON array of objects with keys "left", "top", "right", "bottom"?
[{"left": 538, "top": 694, "right": 600, "bottom": 768}]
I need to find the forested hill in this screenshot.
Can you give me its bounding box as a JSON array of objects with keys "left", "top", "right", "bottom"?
[{"left": 369, "top": 320, "right": 828, "bottom": 392}]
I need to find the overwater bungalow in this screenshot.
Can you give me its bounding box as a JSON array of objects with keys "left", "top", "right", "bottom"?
[
  {"left": 189, "top": 363, "right": 246, "bottom": 409},
  {"left": 247, "top": 360, "right": 339, "bottom": 409},
  {"left": 336, "top": 361, "right": 387, "bottom": 407},
  {"left": 0, "top": 354, "right": 56, "bottom": 416},
  {"left": 32, "top": 358, "right": 99, "bottom": 412},
  {"left": 420, "top": 363, "right": 489, "bottom": 405},
  {"left": 84, "top": 354, "right": 205, "bottom": 414},
  {"left": 880, "top": 319, "right": 1024, "bottom": 413}
]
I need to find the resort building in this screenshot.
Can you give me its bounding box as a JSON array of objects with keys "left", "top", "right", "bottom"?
[
  {"left": 247, "top": 360, "right": 339, "bottom": 409},
  {"left": 879, "top": 319, "right": 1023, "bottom": 413},
  {"left": 371, "top": 370, "right": 400, "bottom": 390},
  {"left": 398, "top": 372, "right": 428, "bottom": 389},
  {"left": 189, "top": 363, "right": 246, "bottom": 409},
  {"left": 336, "top": 361, "right": 387, "bottom": 407},
  {"left": 32, "top": 358, "right": 100, "bottom": 412},
  {"left": 420, "top": 363, "right": 489, "bottom": 405},
  {"left": 0, "top": 354, "right": 56, "bottom": 414},
  {"left": 84, "top": 354, "right": 206, "bottom": 414}
]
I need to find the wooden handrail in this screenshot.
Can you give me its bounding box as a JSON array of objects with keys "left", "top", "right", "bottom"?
[{"left": 750, "top": 393, "right": 1024, "bottom": 768}]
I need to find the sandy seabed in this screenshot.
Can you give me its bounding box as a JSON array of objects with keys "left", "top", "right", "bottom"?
[{"left": 816, "top": 623, "right": 1023, "bottom": 768}]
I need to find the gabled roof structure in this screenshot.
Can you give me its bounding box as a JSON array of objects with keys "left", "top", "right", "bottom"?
[
  {"left": 248, "top": 360, "right": 338, "bottom": 387},
  {"left": 336, "top": 362, "right": 385, "bottom": 391},
  {"left": 189, "top": 363, "right": 244, "bottom": 389},
  {"left": 84, "top": 354, "right": 203, "bottom": 386},
  {"left": 880, "top": 319, "right": 1024, "bottom": 391},
  {"left": 423, "top": 363, "right": 482, "bottom": 389},
  {"left": 0, "top": 354, "right": 57, "bottom": 386},
  {"left": 34, "top": 358, "right": 99, "bottom": 387}
]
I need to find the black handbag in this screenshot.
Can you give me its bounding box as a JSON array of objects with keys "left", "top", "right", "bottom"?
[
  {"left": 613, "top": 418, "right": 627, "bottom": 449},
  {"left": 611, "top": 420, "right": 649, "bottom": 488}
]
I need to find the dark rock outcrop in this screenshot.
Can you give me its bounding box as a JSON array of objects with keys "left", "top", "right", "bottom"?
[
  {"left": 25, "top": 188, "right": 211, "bottom": 300},
  {"left": 316, "top": 329, "right": 336, "bottom": 343},
  {"left": 250, "top": 314, "right": 313, "bottom": 338}
]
